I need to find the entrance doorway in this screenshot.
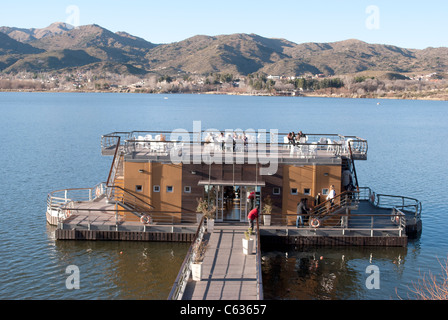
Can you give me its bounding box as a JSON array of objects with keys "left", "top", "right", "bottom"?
[{"left": 203, "top": 185, "right": 261, "bottom": 223}]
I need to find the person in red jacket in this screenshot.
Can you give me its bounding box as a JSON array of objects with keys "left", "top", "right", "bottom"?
[{"left": 248, "top": 206, "right": 259, "bottom": 230}]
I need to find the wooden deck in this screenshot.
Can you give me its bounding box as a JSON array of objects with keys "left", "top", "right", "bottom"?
[
  {"left": 54, "top": 198, "right": 411, "bottom": 247},
  {"left": 55, "top": 196, "right": 198, "bottom": 241},
  {"left": 181, "top": 224, "right": 260, "bottom": 300}
]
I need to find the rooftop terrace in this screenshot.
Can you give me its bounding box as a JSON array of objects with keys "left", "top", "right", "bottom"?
[{"left": 101, "top": 131, "right": 368, "bottom": 165}]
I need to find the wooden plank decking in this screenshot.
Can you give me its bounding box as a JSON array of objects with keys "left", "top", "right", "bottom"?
[{"left": 182, "top": 224, "right": 260, "bottom": 300}]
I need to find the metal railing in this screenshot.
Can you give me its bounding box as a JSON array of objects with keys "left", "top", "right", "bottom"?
[
  {"left": 260, "top": 187, "right": 422, "bottom": 236},
  {"left": 264, "top": 212, "right": 407, "bottom": 237},
  {"left": 46, "top": 182, "right": 106, "bottom": 223},
  {"left": 260, "top": 187, "right": 421, "bottom": 237},
  {"left": 107, "top": 185, "right": 155, "bottom": 220},
  {"left": 168, "top": 216, "right": 206, "bottom": 300},
  {"left": 101, "top": 132, "right": 132, "bottom": 151},
  {"left": 359, "top": 186, "right": 422, "bottom": 220},
  {"left": 255, "top": 216, "right": 264, "bottom": 300},
  {"left": 311, "top": 191, "right": 358, "bottom": 219},
  {"left": 106, "top": 136, "right": 123, "bottom": 199},
  {"left": 101, "top": 131, "right": 368, "bottom": 161}
]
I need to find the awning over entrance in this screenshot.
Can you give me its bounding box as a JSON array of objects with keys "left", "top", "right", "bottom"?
[{"left": 198, "top": 180, "right": 265, "bottom": 187}]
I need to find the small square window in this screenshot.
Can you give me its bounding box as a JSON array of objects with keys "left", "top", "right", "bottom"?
[
  {"left": 184, "top": 186, "right": 191, "bottom": 193},
  {"left": 154, "top": 185, "right": 160, "bottom": 193},
  {"left": 322, "top": 188, "right": 329, "bottom": 195},
  {"left": 273, "top": 187, "right": 281, "bottom": 195},
  {"left": 304, "top": 188, "right": 311, "bottom": 195},
  {"left": 135, "top": 185, "right": 143, "bottom": 192},
  {"left": 291, "top": 188, "right": 298, "bottom": 195},
  {"left": 166, "top": 186, "right": 174, "bottom": 193}
]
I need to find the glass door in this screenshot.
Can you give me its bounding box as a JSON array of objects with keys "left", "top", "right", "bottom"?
[
  {"left": 239, "top": 186, "right": 247, "bottom": 222},
  {"left": 215, "top": 185, "right": 224, "bottom": 222},
  {"left": 241, "top": 186, "right": 262, "bottom": 222}
]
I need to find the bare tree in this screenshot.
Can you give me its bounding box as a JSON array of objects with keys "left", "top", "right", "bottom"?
[{"left": 399, "top": 257, "right": 448, "bottom": 300}]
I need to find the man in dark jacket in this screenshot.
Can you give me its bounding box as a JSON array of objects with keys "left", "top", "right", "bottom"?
[{"left": 296, "top": 198, "right": 309, "bottom": 227}]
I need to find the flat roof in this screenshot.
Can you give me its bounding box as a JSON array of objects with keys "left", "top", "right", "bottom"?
[{"left": 198, "top": 180, "right": 266, "bottom": 187}]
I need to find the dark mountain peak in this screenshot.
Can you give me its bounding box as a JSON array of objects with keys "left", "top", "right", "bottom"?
[{"left": 0, "top": 32, "right": 44, "bottom": 55}]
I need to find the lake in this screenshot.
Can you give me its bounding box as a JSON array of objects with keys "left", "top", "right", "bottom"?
[{"left": 0, "top": 92, "right": 447, "bottom": 300}]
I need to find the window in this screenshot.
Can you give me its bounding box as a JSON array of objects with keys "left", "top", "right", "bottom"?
[
  {"left": 322, "top": 188, "right": 329, "bottom": 195},
  {"left": 273, "top": 187, "right": 281, "bottom": 195},
  {"left": 184, "top": 186, "right": 191, "bottom": 193},
  {"left": 135, "top": 185, "right": 143, "bottom": 193},
  {"left": 304, "top": 188, "right": 311, "bottom": 195},
  {"left": 153, "top": 185, "right": 160, "bottom": 192},
  {"left": 290, "top": 188, "right": 298, "bottom": 195},
  {"left": 166, "top": 186, "right": 174, "bottom": 193}
]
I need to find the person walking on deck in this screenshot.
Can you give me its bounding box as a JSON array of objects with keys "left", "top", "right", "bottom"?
[
  {"left": 248, "top": 206, "right": 259, "bottom": 230},
  {"left": 296, "top": 198, "right": 309, "bottom": 227}
]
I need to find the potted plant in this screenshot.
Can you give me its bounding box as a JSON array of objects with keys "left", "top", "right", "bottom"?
[
  {"left": 242, "top": 227, "right": 254, "bottom": 255},
  {"left": 196, "top": 198, "right": 216, "bottom": 233},
  {"left": 262, "top": 195, "right": 273, "bottom": 226},
  {"left": 191, "top": 238, "right": 207, "bottom": 281}
]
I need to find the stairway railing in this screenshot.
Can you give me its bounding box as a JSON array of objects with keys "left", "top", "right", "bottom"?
[
  {"left": 310, "top": 191, "right": 359, "bottom": 226},
  {"left": 106, "top": 137, "right": 124, "bottom": 199},
  {"left": 107, "top": 185, "right": 155, "bottom": 218}
]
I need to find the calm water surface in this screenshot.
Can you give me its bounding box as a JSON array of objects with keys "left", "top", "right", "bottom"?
[{"left": 0, "top": 92, "right": 447, "bottom": 300}]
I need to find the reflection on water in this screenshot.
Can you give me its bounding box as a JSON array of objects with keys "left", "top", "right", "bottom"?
[
  {"left": 262, "top": 244, "right": 408, "bottom": 300},
  {"left": 46, "top": 225, "right": 189, "bottom": 300}
]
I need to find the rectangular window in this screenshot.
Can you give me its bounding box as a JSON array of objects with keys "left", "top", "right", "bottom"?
[
  {"left": 167, "top": 186, "right": 174, "bottom": 193},
  {"left": 184, "top": 186, "right": 191, "bottom": 193},
  {"left": 291, "top": 188, "right": 298, "bottom": 195},
  {"left": 135, "top": 185, "right": 143, "bottom": 193},
  {"left": 322, "top": 188, "right": 329, "bottom": 195},
  {"left": 304, "top": 188, "right": 311, "bottom": 195},
  {"left": 153, "top": 185, "right": 160, "bottom": 193},
  {"left": 273, "top": 187, "right": 281, "bottom": 195}
]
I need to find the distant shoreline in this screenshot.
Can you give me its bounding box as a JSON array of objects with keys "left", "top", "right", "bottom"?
[{"left": 0, "top": 89, "right": 447, "bottom": 101}]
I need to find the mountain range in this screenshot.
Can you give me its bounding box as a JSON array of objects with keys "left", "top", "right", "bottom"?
[{"left": 1, "top": 22, "right": 447, "bottom": 77}]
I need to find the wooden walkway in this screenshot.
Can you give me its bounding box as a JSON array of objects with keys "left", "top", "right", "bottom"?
[{"left": 182, "top": 224, "right": 260, "bottom": 300}]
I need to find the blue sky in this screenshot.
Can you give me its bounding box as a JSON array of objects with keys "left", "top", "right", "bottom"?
[{"left": 1, "top": 0, "right": 447, "bottom": 49}]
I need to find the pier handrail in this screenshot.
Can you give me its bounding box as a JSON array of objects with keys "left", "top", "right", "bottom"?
[
  {"left": 168, "top": 215, "right": 206, "bottom": 300},
  {"left": 47, "top": 182, "right": 106, "bottom": 221},
  {"left": 255, "top": 216, "right": 264, "bottom": 300},
  {"left": 358, "top": 186, "right": 422, "bottom": 220},
  {"left": 269, "top": 211, "right": 407, "bottom": 237}
]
